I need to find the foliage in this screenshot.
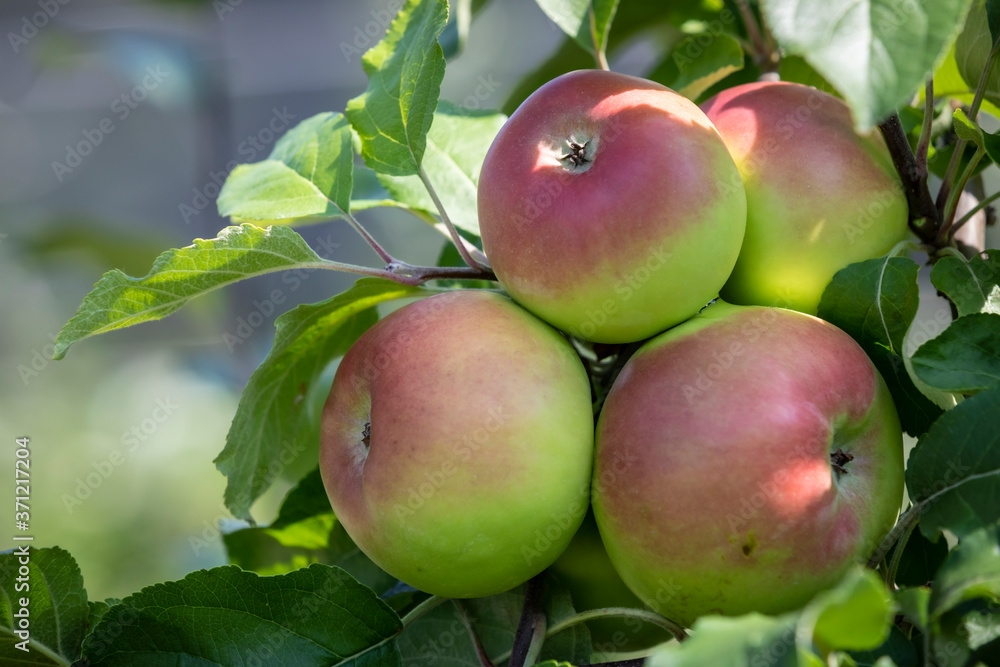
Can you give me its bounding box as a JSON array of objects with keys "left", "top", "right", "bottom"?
[{"left": 7, "top": 0, "right": 1000, "bottom": 664}]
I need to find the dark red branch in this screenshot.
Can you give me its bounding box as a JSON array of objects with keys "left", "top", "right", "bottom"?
[{"left": 878, "top": 112, "right": 940, "bottom": 244}]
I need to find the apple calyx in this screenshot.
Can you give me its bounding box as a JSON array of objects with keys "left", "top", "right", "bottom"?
[
  {"left": 560, "top": 141, "right": 591, "bottom": 167},
  {"left": 361, "top": 422, "right": 371, "bottom": 449},
  {"left": 553, "top": 134, "right": 599, "bottom": 174},
  {"left": 830, "top": 448, "right": 854, "bottom": 476}
]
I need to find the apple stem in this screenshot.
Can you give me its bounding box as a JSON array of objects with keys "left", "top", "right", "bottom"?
[
  {"left": 508, "top": 574, "right": 547, "bottom": 667},
  {"left": 885, "top": 518, "right": 918, "bottom": 588},
  {"left": 866, "top": 505, "right": 920, "bottom": 570},
  {"left": 342, "top": 209, "right": 396, "bottom": 265},
  {"left": 417, "top": 166, "right": 492, "bottom": 272},
  {"left": 935, "top": 33, "right": 1000, "bottom": 228},
  {"left": 940, "top": 147, "right": 987, "bottom": 242},
  {"left": 453, "top": 599, "right": 497, "bottom": 667},
  {"left": 400, "top": 595, "right": 448, "bottom": 627},
  {"left": 545, "top": 606, "right": 688, "bottom": 643},
  {"left": 877, "top": 112, "right": 940, "bottom": 245},
  {"left": 950, "top": 188, "right": 1000, "bottom": 236},
  {"left": 588, "top": 7, "right": 610, "bottom": 71}
]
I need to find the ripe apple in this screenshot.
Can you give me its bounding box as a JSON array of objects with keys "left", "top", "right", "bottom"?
[
  {"left": 319, "top": 290, "right": 594, "bottom": 598},
  {"left": 550, "top": 510, "right": 671, "bottom": 651},
  {"left": 592, "top": 301, "right": 904, "bottom": 626},
  {"left": 700, "top": 81, "right": 909, "bottom": 314},
  {"left": 477, "top": 69, "right": 746, "bottom": 344}
]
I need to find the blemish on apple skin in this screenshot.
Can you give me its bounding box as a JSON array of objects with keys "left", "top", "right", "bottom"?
[{"left": 741, "top": 531, "right": 757, "bottom": 557}]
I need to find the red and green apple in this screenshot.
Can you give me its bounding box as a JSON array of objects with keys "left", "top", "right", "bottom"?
[
  {"left": 592, "top": 300, "right": 904, "bottom": 626},
  {"left": 478, "top": 69, "right": 747, "bottom": 343},
  {"left": 319, "top": 290, "right": 594, "bottom": 598}
]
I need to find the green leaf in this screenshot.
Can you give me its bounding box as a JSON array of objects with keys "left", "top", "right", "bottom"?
[
  {"left": 930, "top": 252, "right": 1000, "bottom": 316},
  {"left": 0, "top": 547, "right": 88, "bottom": 665},
  {"left": 956, "top": 0, "right": 1000, "bottom": 111},
  {"left": 396, "top": 576, "right": 589, "bottom": 666},
  {"left": 377, "top": 101, "right": 506, "bottom": 236},
  {"left": 53, "top": 224, "right": 325, "bottom": 359},
  {"left": 216, "top": 278, "right": 435, "bottom": 520},
  {"left": 990, "top": 0, "right": 1000, "bottom": 42},
  {"left": 906, "top": 385, "right": 1000, "bottom": 540},
  {"left": 896, "top": 587, "right": 930, "bottom": 632},
  {"left": 848, "top": 625, "right": 919, "bottom": 667},
  {"left": 801, "top": 569, "right": 894, "bottom": 653},
  {"left": 929, "top": 41, "right": 1000, "bottom": 121},
  {"left": 911, "top": 313, "right": 1000, "bottom": 392},
  {"left": 223, "top": 468, "right": 397, "bottom": 592},
  {"left": 218, "top": 112, "right": 354, "bottom": 222},
  {"left": 948, "top": 113, "right": 1000, "bottom": 173},
  {"left": 953, "top": 108, "right": 985, "bottom": 146},
  {"left": 817, "top": 256, "right": 944, "bottom": 436},
  {"left": 646, "top": 570, "right": 891, "bottom": 664},
  {"left": 87, "top": 599, "right": 118, "bottom": 630},
  {"left": 346, "top": 0, "right": 448, "bottom": 177},
  {"left": 80, "top": 565, "right": 402, "bottom": 666},
  {"left": 645, "top": 613, "right": 805, "bottom": 666},
  {"left": 891, "top": 529, "right": 949, "bottom": 588},
  {"left": 778, "top": 55, "right": 839, "bottom": 96},
  {"left": 647, "top": 31, "right": 744, "bottom": 102},
  {"left": 929, "top": 526, "right": 1000, "bottom": 619},
  {"left": 533, "top": 0, "right": 620, "bottom": 64},
  {"left": 761, "top": 0, "right": 975, "bottom": 130},
  {"left": 504, "top": 2, "right": 728, "bottom": 115}
]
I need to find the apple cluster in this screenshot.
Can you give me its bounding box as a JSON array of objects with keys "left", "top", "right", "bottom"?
[{"left": 319, "top": 70, "right": 907, "bottom": 631}]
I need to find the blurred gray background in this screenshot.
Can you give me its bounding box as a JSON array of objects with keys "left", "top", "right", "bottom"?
[{"left": 0, "top": 0, "right": 579, "bottom": 600}]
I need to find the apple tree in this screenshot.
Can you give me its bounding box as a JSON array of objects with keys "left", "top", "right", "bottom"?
[{"left": 4, "top": 0, "right": 1000, "bottom": 665}]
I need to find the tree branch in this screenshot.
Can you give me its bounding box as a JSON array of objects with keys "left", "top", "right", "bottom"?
[
  {"left": 314, "top": 258, "right": 496, "bottom": 286},
  {"left": 877, "top": 112, "right": 939, "bottom": 244},
  {"left": 509, "top": 575, "right": 547, "bottom": 667}
]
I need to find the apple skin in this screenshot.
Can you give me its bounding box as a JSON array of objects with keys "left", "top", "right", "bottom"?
[
  {"left": 319, "top": 290, "right": 594, "bottom": 598},
  {"left": 550, "top": 510, "right": 671, "bottom": 651},
  {"left": 478, "top": 69, "right": 746, "bottom": 344},
  {"left": 700, "top": 81, "right": 909, "bottom": 314},
  {"left": 592, "top": 301, "right": 904, "bottom": 626}
]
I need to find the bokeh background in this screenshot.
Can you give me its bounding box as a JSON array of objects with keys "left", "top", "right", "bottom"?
[
  {"left": 0, "top": 0, "right": 583, "bottom": 600},
  {"left": 1, "top": 0, "right": 997, "bottom": 603}
]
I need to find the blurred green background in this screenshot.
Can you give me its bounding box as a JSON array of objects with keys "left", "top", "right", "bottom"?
[{"left": 0, "top": 0, "right": 574, "bottom": 601}]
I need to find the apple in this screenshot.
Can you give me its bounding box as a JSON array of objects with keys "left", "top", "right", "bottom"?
[
  {"left": 477, "top": 69, "right": 746, "bottom": 344},
  {"left": 319, "top": 290, "right": 594, "bottom": 598},
  {"left": 550, "top": 510, "right": 672, "bottom": 651},
  {"left": 700, "top": 81, "right": 909, "bottom": 314},
  {"left": 592, "top": 300, "right": 904, "bottom": 626}
]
